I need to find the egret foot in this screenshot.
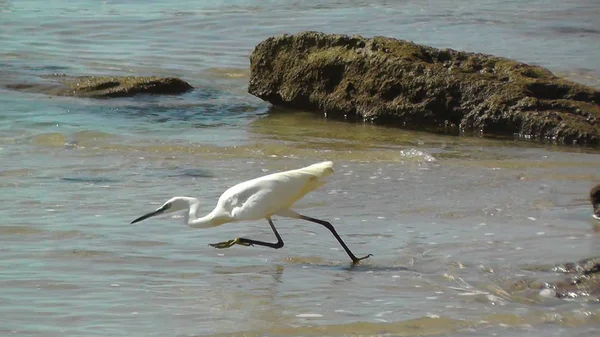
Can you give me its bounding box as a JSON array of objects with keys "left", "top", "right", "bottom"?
[
  {"left": 209, "top": 238, "right": 253, "bottom": 249},
  {"left": 352, "top": 254, "right": 373, "bottom": 265}
]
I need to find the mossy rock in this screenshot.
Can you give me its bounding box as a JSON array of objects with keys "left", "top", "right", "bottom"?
[
  {"left": 7, "top": 75, "right": 193, "bottom": 98},
  {"left": 248, "top": 31, "right": 600, "bottom": 145}
]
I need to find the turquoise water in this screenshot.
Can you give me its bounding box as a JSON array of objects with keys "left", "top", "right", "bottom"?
[{"left": 2, "top": 1, "right": 600, "bottom": 336}]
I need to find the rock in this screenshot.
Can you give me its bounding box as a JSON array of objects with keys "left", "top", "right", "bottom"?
[
  {"left": 505, "top": 257, "right": 600, "bottom": 301},
  {"left": 553, "top": 256, "right": 600, "bottom": 276},
  {"left": 590, "top": 184, "right": 600, "bottom": 221},
  {"left": 248, "top": 31, "right": 600, "bottom": 145},
  {"left": 550, "top": 257, "right": 600, "bottom": 299},
  {"left": 7, "top": 74, "right": 193, "bottom": 98}
]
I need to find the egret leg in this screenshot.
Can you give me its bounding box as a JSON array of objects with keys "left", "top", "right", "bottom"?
[
  {"left": 209, "top": 218, "right": 284, "bottom": 249},
  {"left": 299, "top": 214, "right": 372, "bottom": 264}
]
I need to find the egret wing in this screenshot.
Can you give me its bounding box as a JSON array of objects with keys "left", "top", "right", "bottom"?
[{"left": 216, "top": 162, "right": 334, "bottom": 221}]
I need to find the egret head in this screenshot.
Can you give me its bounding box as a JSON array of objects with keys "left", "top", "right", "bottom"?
[
  {"left": 131, "top": 196, "right": 197, "bottom": 224},
  {"left": 591, "top": 185, "right": 600, "bottom": 221}
]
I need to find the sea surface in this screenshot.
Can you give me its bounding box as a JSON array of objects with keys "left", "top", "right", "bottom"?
[{"left": 1, "top": 1, "right": 600, "bottom": 336}]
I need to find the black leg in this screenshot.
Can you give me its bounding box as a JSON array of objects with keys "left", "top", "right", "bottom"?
[
  {"left": 209, "top": 218, "right": 284, "bottom": 249},
  {"left": 299, "top": 214, "right": 372, "bottom": 264}
]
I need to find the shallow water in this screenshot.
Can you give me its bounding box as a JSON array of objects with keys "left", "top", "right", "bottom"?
[{"left": 2, "top": 1, "right": 600, "bottom": 336}]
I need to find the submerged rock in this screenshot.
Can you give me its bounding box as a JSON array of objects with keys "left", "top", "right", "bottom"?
[
  {"left": 7, "top": 74, "right": 193, "bottom": 98},
  {"left": 512, "top": 257, "right": 600, "bottom": 300},
  {"left": 248, "top": 31, "right": 600, "bottom": 145},
  {"left": 550, "top": 257, "right": 600, "bottom": 299}
]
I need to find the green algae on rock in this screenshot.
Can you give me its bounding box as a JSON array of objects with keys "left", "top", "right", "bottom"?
[
  {"left": 248, "top": 31, "right": 600, "bottom": 145},
  {"left": 65, "top": 76, "right": 193, "bottom": 98},
  {"left": 7, "top": 75, "right": 193, "bottom": 98}
]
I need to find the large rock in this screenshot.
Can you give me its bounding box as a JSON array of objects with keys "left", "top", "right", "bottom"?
[
  {"left": 248, "top": 31, "right": 600, "bottom": 145},
  {"left": 7, "top": 74, "right": 193, "bottom": 98}
]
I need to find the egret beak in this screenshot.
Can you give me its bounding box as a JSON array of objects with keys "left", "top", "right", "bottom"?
[{"left": 131, "top": 204, "right": 169, "bottom": 224}]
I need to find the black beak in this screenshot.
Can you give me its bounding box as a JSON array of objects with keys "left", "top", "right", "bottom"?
[{"left": 131, "top": 207, "right": 165, "bottom": 224}]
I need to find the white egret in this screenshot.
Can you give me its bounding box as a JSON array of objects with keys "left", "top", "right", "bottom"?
[{"left": 131, "top": 161, "right": 372, "bottom": 264}]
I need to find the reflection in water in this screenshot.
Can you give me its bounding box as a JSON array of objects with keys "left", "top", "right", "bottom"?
[{"left": 212, "top": 264, "right": 285, "bottom": 283}]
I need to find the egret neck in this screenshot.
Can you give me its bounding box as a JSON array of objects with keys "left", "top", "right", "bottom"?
[{"left": 186, "top": 200, "right": 231, "bottom": 228}]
